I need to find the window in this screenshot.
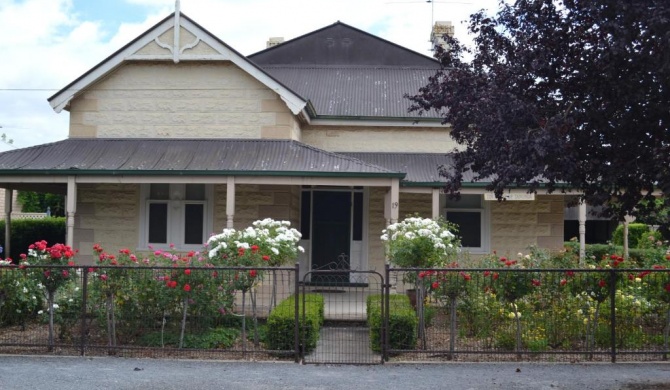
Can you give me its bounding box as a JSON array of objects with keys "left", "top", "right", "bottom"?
[
  {"left": 140, "top": 184, "right": 212, "bottom": 250},
  {"left": 444, "top": 194, "right": 489, "bottom": 253}
]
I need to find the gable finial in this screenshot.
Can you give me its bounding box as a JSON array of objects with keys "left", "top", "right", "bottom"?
[{"left": 173, "top": 0, "right": 181, "bottom": 63}]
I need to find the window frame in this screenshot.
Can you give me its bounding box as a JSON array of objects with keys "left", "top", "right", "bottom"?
[
  {"left": 139, "top": 184, "right": 213, "bottom": 251},
  {"left": 443, "top": 194, "right": 490, "bottom": 254}
]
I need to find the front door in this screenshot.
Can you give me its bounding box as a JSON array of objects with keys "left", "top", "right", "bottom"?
[{"left": 311, "top": 191, "right": 351, "bottom": 284}]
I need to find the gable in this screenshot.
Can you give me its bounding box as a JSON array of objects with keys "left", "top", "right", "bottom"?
[
  {"left": 249, "top": 22, "right": 438, "bottom": 67},
  {"left": 48, "top": 12, "right": 307, "bottom": 116},
  {"left": 68, "top": 61, "right": 297, "bottom": 140}
]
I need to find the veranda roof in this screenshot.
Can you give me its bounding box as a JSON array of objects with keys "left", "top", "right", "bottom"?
[
  {"left": 342, "top": 152, "right": 486, "bottom": 186},
  {"left": 0, "top": 139, "right": 404, "bottom": 178}
]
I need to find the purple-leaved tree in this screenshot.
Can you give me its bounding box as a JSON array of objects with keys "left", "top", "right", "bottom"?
[{"left": 408, "top": 0, "right": 670, "bottom": 227}]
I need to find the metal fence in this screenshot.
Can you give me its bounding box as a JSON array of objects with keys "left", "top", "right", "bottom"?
[
  {"left": 0, "top": 264, "right": 668, "bottom": 363},
  {"left": 0, "top": 264, "right": 298, "bottom": 360},
  {"left": 387, "top": 267, "right": 670, "bottom": 363}
]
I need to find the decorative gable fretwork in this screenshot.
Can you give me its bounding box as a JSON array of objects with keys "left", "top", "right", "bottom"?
[
  {"left": 130, "top": 2, "right": 220, "bottom": 62},
  {"left": 48, "top": 1, "right": 307, "bottom": 116}
]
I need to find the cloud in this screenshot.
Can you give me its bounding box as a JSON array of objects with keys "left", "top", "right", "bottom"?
[{"left": 0, "top": 0, "right": 502, "bottom": 148}]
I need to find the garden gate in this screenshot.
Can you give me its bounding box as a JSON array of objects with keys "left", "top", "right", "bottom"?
[{"left": 301, "top": 270, "right": 385, "bottom": 364}]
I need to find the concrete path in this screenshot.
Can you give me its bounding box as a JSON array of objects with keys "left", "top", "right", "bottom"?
[{"left": 305, "top": 326, "right": 380, "bottom": 364}]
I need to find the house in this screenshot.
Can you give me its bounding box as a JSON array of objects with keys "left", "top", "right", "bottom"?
[{"left": 0, "top": 8, "right": 574, "bottom": 279}]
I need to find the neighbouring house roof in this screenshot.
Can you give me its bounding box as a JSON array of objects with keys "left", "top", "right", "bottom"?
[
  {"left": 342, "top": 152, "right": 485, "bottom": 186},
  {"left": 0, "top": 139, "right": 404, "bottom": 178},
  {"left": 249, "top": 22, "right": 442, "bottom": 120}
]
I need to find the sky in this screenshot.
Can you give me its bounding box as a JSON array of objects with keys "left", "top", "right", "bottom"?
[{"left": 0, "top": 0, "right": 501, "bottom": 149}]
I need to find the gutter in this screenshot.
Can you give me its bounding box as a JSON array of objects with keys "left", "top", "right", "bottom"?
[{"left": 0, "top": 169, "right": 406, "bottom": 179}]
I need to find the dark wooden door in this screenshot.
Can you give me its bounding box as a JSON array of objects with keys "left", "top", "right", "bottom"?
[{"left": 311, "top": 191, "right": 351, "bottom": 284}]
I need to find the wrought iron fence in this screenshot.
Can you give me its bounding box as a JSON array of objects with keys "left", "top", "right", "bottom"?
[
  {"left": 0, "top": 264, "right": 668, "bottom": 363},
  {"left": 386, "top": 267, "right": 670, "bottom": 363},
  {"left": 0, "top": 264, "right": 299, "bottom": 360}
]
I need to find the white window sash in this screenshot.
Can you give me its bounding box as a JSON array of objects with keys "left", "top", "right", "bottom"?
[
  {"left": 444, "top": 200, "right": 490, "bottom": 254},
  {"left": 139, "top": 185, "right": 212, "bottom": 251}
]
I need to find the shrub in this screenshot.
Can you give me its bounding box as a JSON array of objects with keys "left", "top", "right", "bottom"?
[
  {"left": 611, "top": 223, "right": 650, "bottom": 247},
  {"left": 265, "top": 294, "right": 324, "bottom": 353},
  {"left": 0, "top": 218, "right": 65, "bottom": 261},
  {"left": 0, "top": 261, "right": 44, "bottom": 327},
  {"left": 139, "top": 327, "right": 240, "bottom": 349},
  {"left": 563, "top": 242, "right": 666, "bottom": 266},
  {"left": 637, "top": 230, "right": 664, "bottom": 249},
  {"left": 367, "top": 294, "right": 417, "bottom": 353}
]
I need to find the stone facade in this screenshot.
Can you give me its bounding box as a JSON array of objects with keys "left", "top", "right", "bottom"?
[
  {"left": 490, "top": 195, "right": 565, "bottom": 256},
  {"left": 75, "top": 184, "right": 140, "bottom": 264},
  {"left": 75, "top": 183, "right": 301, "bottom": 263},
  {"left": 68, "top": 62, "right": 300, "bottom": 141},
  {"left": 302, "top": 125, "right": 459, "bottom": 153}
]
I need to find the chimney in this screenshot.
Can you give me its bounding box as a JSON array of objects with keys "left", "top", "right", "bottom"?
[
  {"left": 430, "top": 21, "right": 454, "bottom": 52},
  {"left": 266, "top": 37, "right": 285, "bottom": 48}
]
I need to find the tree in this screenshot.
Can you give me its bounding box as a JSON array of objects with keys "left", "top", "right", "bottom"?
[
  {"left": 16, "top": 192, "right": 65, "bottom": 216},
  {"left": 407, "top": 0, "right": 670, "bottom": 225}
]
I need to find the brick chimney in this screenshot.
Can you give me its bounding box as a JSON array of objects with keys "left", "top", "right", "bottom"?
[
  {"left": 266, "top": 37, "right": 285, "bottom": 48},
  {"left": 430, "top": 21, "right": 454, "bottom": 52}
]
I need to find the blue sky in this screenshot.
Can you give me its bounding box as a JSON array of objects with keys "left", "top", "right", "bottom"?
[
  {"left": 0, "top": 0, "right": 500, "bottom": 149},
  {"left": 71, "top": 0, "right": 148, "bottom": 34}
]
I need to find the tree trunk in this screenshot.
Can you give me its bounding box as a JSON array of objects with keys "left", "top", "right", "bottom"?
[
  {"left": 178, "top": 296, "right": 189, "bottom": 349},
  {"left": 663, "top": 305, "right": 669, "bottom": 361},
  {"left": 106, "top": 292, "right": 117, "bottom": 354},
  {"left": 251, "top": 289, "right": 259, "bottom": 347},
  {"left": 268, "top": 270, "right": 277, "bottom": 316},
  {"left": 47, "top": 290, "right": 55, "bottom": 352},
  {"left": 514, "top": 305, "right": 522, "bottom": 359},
  {"left": 416, "top": 282, "right": 426, "bottom": 350},
  {"left": 589, "top": 303, "right": 601, "bottom": 360},
  {"left": 161, "top": 310, "right": 167, "bottom": 348},
  {"left": 449, "top": 295, "right": 457, "bottom": 360},
  {"left": 241, "top": 290, "right": 247, "bottom": 354}
]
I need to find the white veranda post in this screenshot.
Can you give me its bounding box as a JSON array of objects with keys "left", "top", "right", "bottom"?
[
  {"left": 226, "top": 177, "right": 235, "bottom": 229},
  {"left": 578, "top": 201, "right": 587, "bottom": 266},
  {"left": 66, "top": 177, "right": 77, "bottom": 248},
  {"left": 4, "top": 189, "right": 12, "bottom": 257}
]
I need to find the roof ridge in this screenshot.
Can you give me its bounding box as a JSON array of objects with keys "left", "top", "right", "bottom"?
[
  {"left": 291, "top": 140, "right": 402, "bottom": 174},
  {"left": 248, "top": 20, "right": 438, "bottom": 64},
  {"left": 260, "top": 64, "right": 440, "bottom": 69}
]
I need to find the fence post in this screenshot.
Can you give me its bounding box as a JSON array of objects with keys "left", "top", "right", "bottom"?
[
  {"left": 609, "top": 269, "right": 617, "bottom": 363},
  {"left": 80, "top": 267, "right": 88, "bottom": 356},
  {"left": 383, "top": 264, "right": 390, "bottom": 362},
  {"left": 294, "top": 262, "right": 300, "bottom": 363}
]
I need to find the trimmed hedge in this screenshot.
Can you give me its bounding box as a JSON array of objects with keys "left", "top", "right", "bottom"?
[
  {"left": 566, "top": 242, "right": 661, "bottom": 266},
  {"left": 265, "top": 293, "right": 324, "bottom": 353},
  {"left": 611, "top": 223, "right": 650, "bottom": 247},
  {"left": 0, "top": 218, "right": 65, "bottom": 260},
  {"left": 367, "top": 294, "right": 417, "bottom": 353}
]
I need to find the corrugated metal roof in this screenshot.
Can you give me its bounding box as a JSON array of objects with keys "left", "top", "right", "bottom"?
[
  {"left": 0, "top": 139, "right": 404, "bottom": 178},
  {"left": 249, "top": 22, "right": 439, "bottom": 67},
  {"left": 341, "top": 152, "right": 484, "bottom": 185},
  {"left": 260, "top": 66, "right": 441, "bottom": 119}
]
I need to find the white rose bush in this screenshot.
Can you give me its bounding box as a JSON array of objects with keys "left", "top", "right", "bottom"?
[
  {"left": 205, "top": 218, "right": 304, "bottom": 347},
  {"left": 381, "top": 216, "right": 460, "bottom": 269}
]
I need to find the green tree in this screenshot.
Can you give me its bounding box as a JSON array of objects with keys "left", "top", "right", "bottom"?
[{"left": 16, "top": 191, "right": 64, "bottom": 216}]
